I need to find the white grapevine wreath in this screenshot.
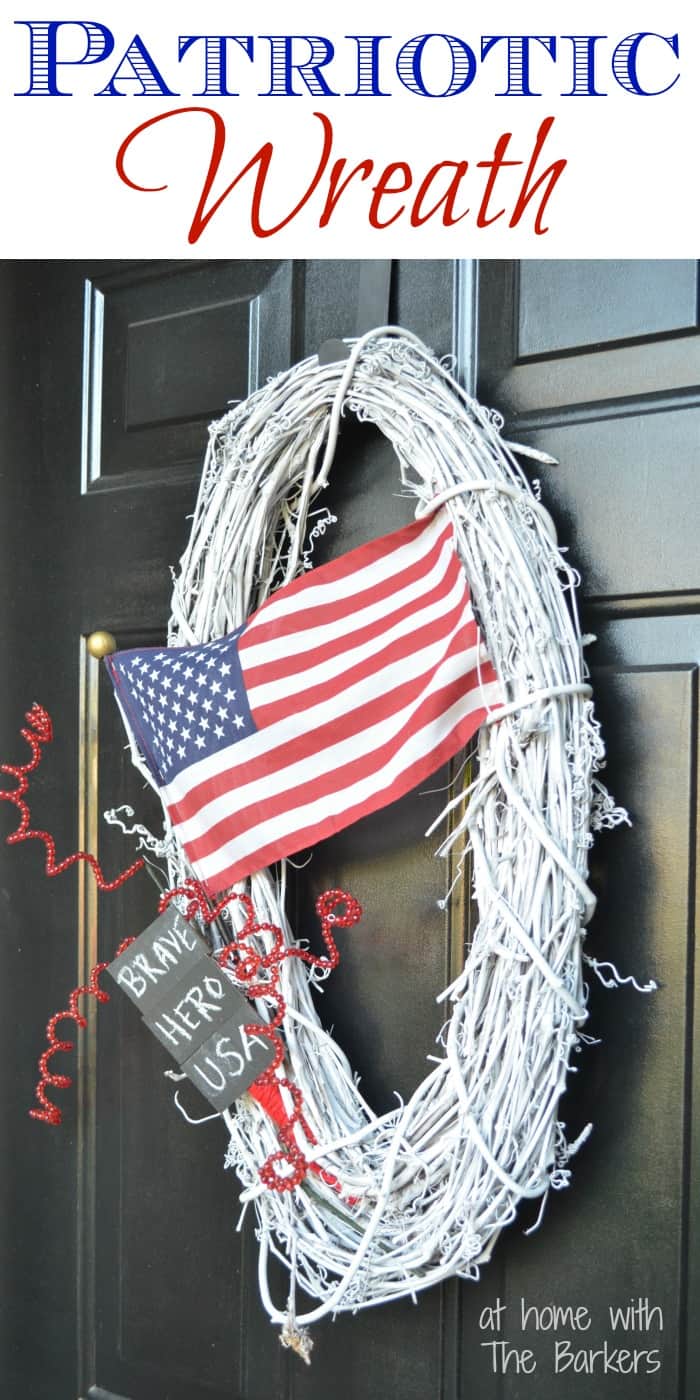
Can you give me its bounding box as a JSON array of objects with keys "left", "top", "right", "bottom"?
[{"left": 123, "top": 327, "right": 637, "bottom": 1355}]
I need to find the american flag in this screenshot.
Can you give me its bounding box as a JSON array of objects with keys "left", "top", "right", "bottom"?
[{"left": 106, "top": 507, "right": 502, "bottom": 893}]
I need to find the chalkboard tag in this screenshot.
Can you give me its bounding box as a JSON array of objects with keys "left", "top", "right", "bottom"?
[
  {"left": 145, "top": 963, "right": 263, "bottom": 1064},
  {"left": 181, "top": 1018, "right": 274, "bottom": 1109},
  {"left": 107, "top": 907, "right": 209, "bottom": 1016},
  {"left": 108, "top": 908, "right": 276, "bottom": 1111}
]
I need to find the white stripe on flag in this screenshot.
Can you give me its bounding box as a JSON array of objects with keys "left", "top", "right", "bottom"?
[
  {"left": 160, "top": 618, "right": 475, "bottom": 807},
  {"left": 189, "top": 677, "right": 503, "bottom": 884},
  {"left": 246, "top": 569, "right": 471, "bottom": 710},
  {"left": 171, "top": 638, "right": 484, "bottom": 847},
  {"left": 240, "top": 527, "right": 461, "bottom": 671},
  {"left": 243, "top": 507, "right": 450, "bottom": 633}
]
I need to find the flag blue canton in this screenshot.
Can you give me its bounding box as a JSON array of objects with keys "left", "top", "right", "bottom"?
[{"left": 110, "top": 629, "right": 256, "bottom": 787}]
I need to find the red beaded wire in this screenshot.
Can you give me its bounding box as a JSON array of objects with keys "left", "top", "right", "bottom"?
[
  {"left": 28, "top": 866, "right": 362, "bottom": 1200},
  {"left": 158, "top": 881, "right": 362, "bottom": 1196},
  {"left": 0, "top": 703, "right": 144, "bottom": 890},
  {"left": 29, "top": 936, "right": 136, "bottom": 1125}
]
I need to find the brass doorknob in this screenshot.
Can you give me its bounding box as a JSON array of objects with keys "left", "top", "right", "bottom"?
[{"left": 86, "top": 630, "right": 118, "bottom": 659}]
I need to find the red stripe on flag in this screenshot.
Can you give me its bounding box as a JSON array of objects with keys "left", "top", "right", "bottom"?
[
  {"left": 242, "top": 512, "right": 449, "bottom": 634},
  {"left": 241, "top": 542, "right": 464, "bottom": 691},
  {"left": 196, "top": 694, "right": 496, "bottom": 892},
  {"left": 240, "top": 519, "right": 454, "bottom": 652},
  {"left": 178, "top": 662, "right": 499, "bottom": 870},
  {"left": 250, "top": 593, "right": 474, "bottom": 731},
  {"left": 166, "top": 623, "right": 479, "bottom": 831}
]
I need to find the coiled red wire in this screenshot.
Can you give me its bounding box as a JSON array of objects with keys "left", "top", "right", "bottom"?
[
  {"left": 0, "top": 700, "right": 143, "bottom": 1125},
  {"left": 29, "top": 936, "right": 137, "bottom": 1125},
  {"left": 28, "top": 853, "right": 361, "bottom": 1198},
  {"left": 158, "top": 880, "right": 362, "bottom": 1195},
  {"left": 0, "top": 702, "right": 144, "bottom": 889}
]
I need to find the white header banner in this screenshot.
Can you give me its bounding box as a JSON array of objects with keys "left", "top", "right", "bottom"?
[{"left": 1, "top": 2, "right": 697, "bottom": 256}]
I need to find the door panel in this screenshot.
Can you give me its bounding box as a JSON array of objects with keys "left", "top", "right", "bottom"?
[
  {"left": 481, "top": 260, "right": 699, "bottom": 410},
  {"left": 515, "top": 258, "right": 698, "bottom": 356},
  {"left": 1, "top": 258, "right": 697, "bottom": 1400},
  {"left": 82, "top": 261, "right": 294, "bottom": 491},
  {"left": 510, "top": 409, "right": 697, "bottom": 600},
  {"left": 472, "top": 261, "right": 699, "bottom": 1400}
]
